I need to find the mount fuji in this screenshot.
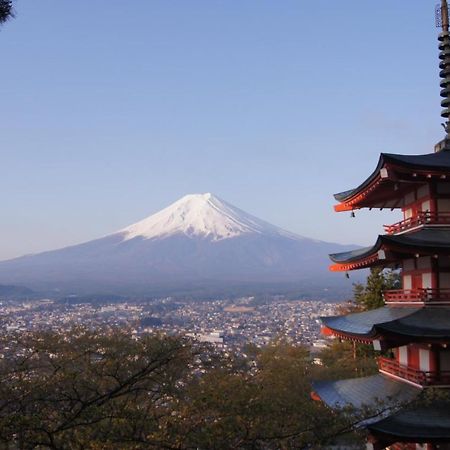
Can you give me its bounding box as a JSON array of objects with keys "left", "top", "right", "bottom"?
[{"left": 0, "top": 194, "right": 357, "bottom": 297}]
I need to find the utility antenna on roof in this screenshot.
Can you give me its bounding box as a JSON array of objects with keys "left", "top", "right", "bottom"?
[{"left": 438, "top": 0, "right": 450, "bottom": 151}]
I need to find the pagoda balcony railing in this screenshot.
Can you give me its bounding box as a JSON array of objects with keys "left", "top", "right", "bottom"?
[
  {"left": 383, "top": 288, "right": 450, "bottom": 304},
  {"left": 383, "top": 211, "right": 450, "bottom": 235},
  {"left": 378, "top": 357, "right": 450, "bottom": 386}
]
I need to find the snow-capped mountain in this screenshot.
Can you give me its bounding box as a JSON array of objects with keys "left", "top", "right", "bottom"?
[
  {"left": 120, "top": 193, "right": 302, "bottom": 242},
  {"left": 0, "top": 194, "right": 358, "bottom": 296}
]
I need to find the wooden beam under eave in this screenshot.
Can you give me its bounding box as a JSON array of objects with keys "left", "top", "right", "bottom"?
[
  {"left": 327, "top": 330, "right": 373, "bottom": 344},
  {"left": 334, "top": 203, "right": 354, "bottom": 212},
  {"left": 329, "top": 264, "right": 348, "bottom": 272}
]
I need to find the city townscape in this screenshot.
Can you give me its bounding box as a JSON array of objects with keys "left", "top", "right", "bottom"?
[{"left": 0, "top": 296, "right": 337, "bottom": 352}]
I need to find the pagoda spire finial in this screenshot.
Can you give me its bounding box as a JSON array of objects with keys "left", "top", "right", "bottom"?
[
  {"left": 440, "top": 0, "right": 449, "bottom": 31},
  {"left": 438, "top": 0, "right": 450, "bottom": 149}
]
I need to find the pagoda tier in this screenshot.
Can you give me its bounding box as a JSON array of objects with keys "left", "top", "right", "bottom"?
[
  {"left": 330, "top": 228, "right": 450, "bottom": 306},
  {"left": 329, "top": 228, "right": 450, "bottom": 270},
  {"left": 321, "top": 307, "right": 450, "bottom": 344},
  {"left": 313, "top": 378, "right": 450, "bottom": 449},
  {"left": 321, "top": 307, "right": 450, "bottom": 389},
  {"left": 312, "top": 374, "right": 419, "bottom": 411},
  {"left": 334, "top": 151, "right": 450, "bottom": 212},
  {"left": 367, "top": 403, "right": 450, "bottom": 450}
]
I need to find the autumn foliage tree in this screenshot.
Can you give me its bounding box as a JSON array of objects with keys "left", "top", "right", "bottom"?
[
  {"left": 169, "top": 340, "right": 364, "bottom": 449},
  {"left": 0, "top": 329, "right": 193, "bottom": 449},
  {"left": 0, "top": 330, "right": 364, "bottom": 449}
]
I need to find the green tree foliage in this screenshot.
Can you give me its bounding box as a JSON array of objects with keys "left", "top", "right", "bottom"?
[
  {"left": 352, "top": 267, "right": 400, "bottom": 311},
  {"left": 0, "top": 1, "right": 13, "bottom": 25}
]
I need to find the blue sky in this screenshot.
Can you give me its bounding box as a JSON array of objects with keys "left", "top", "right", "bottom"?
[{"left": 0, "top": 1, "right": 443, "bottom": 260}]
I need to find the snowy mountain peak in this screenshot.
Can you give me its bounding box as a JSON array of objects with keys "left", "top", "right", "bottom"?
[
  {"left": 119, "top": 193, "right": 300, "bottom": 242},
  {"left": 0, "top": 193, "right": 356, "bottom": 296}
]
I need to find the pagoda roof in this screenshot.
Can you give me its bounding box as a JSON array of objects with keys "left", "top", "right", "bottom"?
[
  {"left": 329, "top": 228, "right": 450, "bottom": 271},
  {"left": 334, "top": 150, "right": 450, "bottom": 212},
  {"left": 368, "top": 402, "right": 450, "bottom": 442},
  {"left": 314, "top": 376, "right": 450, "bottom": 441},
  {"left": 375, "top": 307, "right": 450, "bottom": 339},
  {"left": 321, "top": 307, "right": 418, "bottom": 339},
  {"left": 321, "top": 306, "right": 450, "bottom": 342},
  {"left": 312, "top": 373, "right": 419, "bottom": 411}
]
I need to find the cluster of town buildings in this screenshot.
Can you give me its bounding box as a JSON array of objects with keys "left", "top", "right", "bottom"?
[{"left": 0, "top": 296, "right": 336, "bottom": 353}]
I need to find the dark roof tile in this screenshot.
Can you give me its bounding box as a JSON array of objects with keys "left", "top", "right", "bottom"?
[
  {"left": 368, "top": 402, "right": 450, "bottom": 440},
  {"left": 313, "top": 374, "right": 419, "bottom": 410},
  {"left": 335, "top": 151, "right": 450, "bottom": 203}
]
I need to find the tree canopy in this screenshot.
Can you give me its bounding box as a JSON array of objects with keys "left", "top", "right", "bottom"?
[
  {"left": 352, "top": 267, "right": 400, "bottom": 311},
  {"left": 0, "top": 329, "right": 369, "bottom": 449},
  {"left": 0, "top": 1, "right": 13, "bottom": 25}
]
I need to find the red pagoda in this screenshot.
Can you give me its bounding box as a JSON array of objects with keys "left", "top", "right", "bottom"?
[{"left": 312, "top": 2, "right": 450, "bottom": 449}]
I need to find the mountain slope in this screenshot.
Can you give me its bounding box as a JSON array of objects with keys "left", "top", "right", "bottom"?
[{"left": 0, "top": 194, "right": 357, "bottom": 296}]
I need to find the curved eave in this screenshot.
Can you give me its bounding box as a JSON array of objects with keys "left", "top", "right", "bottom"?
[
  {"left": 334, "top": 155, "right": 385, "bottom": 212},
  {"left": 329, "top": 229, "right": 450, "bottom": 272},
  {"left": 368, "top": 403, "right": 450, "bottom": 442},
  {"left": 321, "top": 327, "right": 374, "bottom": 344},
  {"left": 334, "top": 151, "right": 450, "bottom": 212},
  {"left": 320, "top": 307, "right": 419, "bottom": 340},
  {"left": 322, "top": 307, "right": 450, "bottom": 343},
  {"left": 321, "top": 320, "right": 378, "bottom": 341},
  {"left": 329, "top": 240, "right": 384, "bottom": 272},
  {"left": 312, "top": 374, "right": 420, "bottom": 412}
]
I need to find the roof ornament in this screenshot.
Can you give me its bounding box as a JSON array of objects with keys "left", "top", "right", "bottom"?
[{"left": 438, "top": 0, "right": 450, "bottom": 150}]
